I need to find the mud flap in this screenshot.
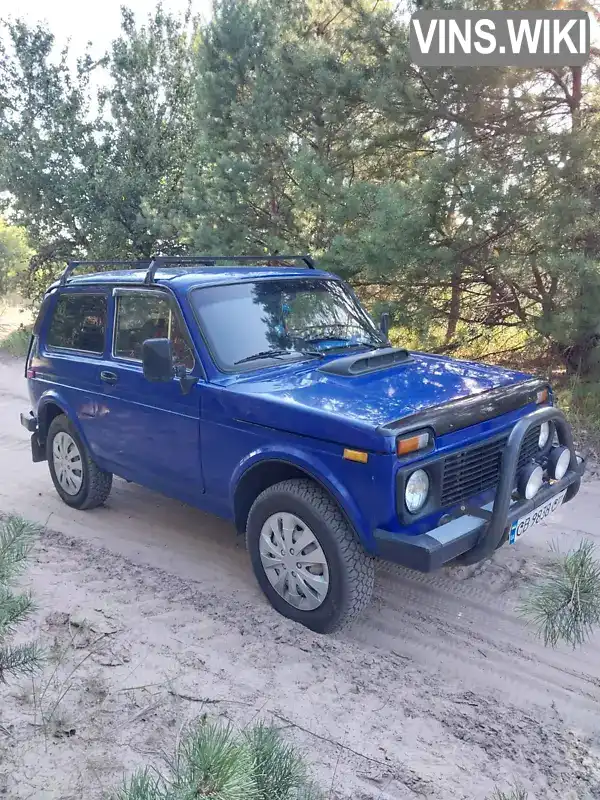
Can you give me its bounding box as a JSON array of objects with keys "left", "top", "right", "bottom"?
[{"left": 31, "top": 433, "right": 46, "bottom": 463}]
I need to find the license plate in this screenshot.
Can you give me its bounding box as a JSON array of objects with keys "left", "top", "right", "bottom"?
[{"left": 509, "top": 490, "right": 567, "bottom": 544}]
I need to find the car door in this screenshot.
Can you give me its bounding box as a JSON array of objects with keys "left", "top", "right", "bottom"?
[{"left": 95, "top": 286, "right": 204, "bottom": 502}]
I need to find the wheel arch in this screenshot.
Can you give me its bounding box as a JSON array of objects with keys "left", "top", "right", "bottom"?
[
  {"left": 38, "top": 398, "right": 68, "bottom": 444},
  {"left": 231, "top": 451, "right": 370, "bottom": 547},
  {"left": 37, "top": 393, "right": 89, "bottom": 451}
]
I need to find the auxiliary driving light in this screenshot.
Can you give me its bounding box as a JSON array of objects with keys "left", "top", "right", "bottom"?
[
  {"left": 405, "top": 469, "right": 430, "bottom": 513},
  {"left": 538, "top": 421, "right": 550, "bottom": 449},
  {"left": 518, "top": 463, "right": 544, "bottom": 500},
  {"left": 548, "top": 446, "right": 571, "bottom": 481}
]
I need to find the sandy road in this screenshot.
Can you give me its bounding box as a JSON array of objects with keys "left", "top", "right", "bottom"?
[{"left": 1, "top": 353, "right": 600, "bottom": 799}]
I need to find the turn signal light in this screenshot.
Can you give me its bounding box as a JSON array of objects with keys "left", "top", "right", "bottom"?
[
  {"left": 343, "top": 448, "right": 368, "bottom": 464},
  {"left": 396, "top": 430, "right": 432, "bottom": 457}
]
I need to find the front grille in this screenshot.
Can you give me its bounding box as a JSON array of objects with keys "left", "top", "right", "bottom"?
[{"left": 440, "top": 425, "right": 540, "bottom": 508}]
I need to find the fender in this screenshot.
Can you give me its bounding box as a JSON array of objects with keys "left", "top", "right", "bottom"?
[{"left": 230, "top": 444, "right": 372, "bottom": 547}]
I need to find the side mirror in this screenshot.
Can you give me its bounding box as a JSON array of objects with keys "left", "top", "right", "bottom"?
[
  {"left": 380, "top": 312, "right": 390, "bottom": 338},
  {"left": 142, "top": 338, "right": 173, "bottom": 382}
]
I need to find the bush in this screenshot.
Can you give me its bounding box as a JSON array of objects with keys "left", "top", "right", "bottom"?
[
  {"left": 520, "top": 540, "right": 600, "bottom": 649},
  {"left": 555, "top": 377, "right": 600, "bottom": 456},
  {"left": 0, "top": 515, "right": 42, "bottom": 682},
  {"left": 113, "top": 720, "right": 322, "bottom": 800},
  {"left": 0, "top": 324, "right": 32, "bottom": 358}
]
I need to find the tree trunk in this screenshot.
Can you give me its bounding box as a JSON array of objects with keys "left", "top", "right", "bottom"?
[
  {"left": 551, "top": 334, "right": 600, "bottom": 378},
  {"left": 445, "top": 269, "right": 462, "bottom": 344}
]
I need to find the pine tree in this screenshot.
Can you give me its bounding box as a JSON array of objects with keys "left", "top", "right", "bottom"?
[
  {"left": 520, "top": 540, "right": 600, "bottom": 649},
  {"left": 0, "top": 516, "right": 41, "bottom": 682},
  {"left": 113, "top": 720, "right": 323, "bottom": 800}
]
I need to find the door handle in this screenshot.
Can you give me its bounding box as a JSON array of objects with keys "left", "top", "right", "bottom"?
[{"left": 100, "top": 370, "right": 118, "bottom": 385}]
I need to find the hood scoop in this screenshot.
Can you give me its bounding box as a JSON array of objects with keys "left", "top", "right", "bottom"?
[{"left": 319, "top": 347, "right": 412, "bottom": 377}]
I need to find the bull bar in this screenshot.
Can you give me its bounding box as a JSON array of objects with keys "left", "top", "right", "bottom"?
[{"left": 373, "top": 406, "right": 586, "bottom": 572}]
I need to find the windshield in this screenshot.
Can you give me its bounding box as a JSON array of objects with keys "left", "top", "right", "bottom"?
[{"left": 190, "top": 278, "right": 385, "bottom": 370}]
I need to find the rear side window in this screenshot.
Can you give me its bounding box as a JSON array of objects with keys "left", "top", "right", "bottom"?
[
  {"left": 47, "top": 293, "right": 107, "bottom": 354},
  {"left": 113, "top": 292, "right": 194, "bottom": 370}
]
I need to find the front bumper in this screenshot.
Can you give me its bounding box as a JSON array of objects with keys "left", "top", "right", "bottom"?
[{"left": 374, "top": 406, "right": 585, "bottom": 572}]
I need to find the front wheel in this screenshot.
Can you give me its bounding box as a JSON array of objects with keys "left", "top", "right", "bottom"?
[
  {"left": 47, "top": 414, "right": 113, "bottom": 510},
  {"left": 246, "top": 479, "right": 374, "bottom": 633}
]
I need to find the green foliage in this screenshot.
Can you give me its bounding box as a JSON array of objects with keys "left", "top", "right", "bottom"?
[
  {"left": 0, "top": 324, "right": 32, "bottom": 357},
  {"left": 113, "top": 771, "right": 165, "bottom": 800},
  {"left": 0, "top": 516, "right": 42, "bottom": 682},
  {"left": 0, "top": 9, "right": 198, "bottom": 300},
  {"left": 520, "top": 540, "right": 600, "bottom": 649},
  {"left": 0, "top": 218, "right": 31, "bottom": 295},
  {"left": 554, "top": 378, "right": 600, "bottom": 455},
  {"left": 489, "top": 785, "right": 528, "bottom": 800},
  {"left": 245, "top": 723, "right": 321, "bottom": 800},
  {"left": 186, "top": 0, "right": 419, "bottom": 258},
  {"left": 169, "top": 721, "right": 256, "bottom": 800},
  {"left": 112, "top": 720, "right": 322, "bottom": 800}
]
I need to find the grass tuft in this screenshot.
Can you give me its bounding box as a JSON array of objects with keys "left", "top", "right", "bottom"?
[{"left": 489, "top": 785, "right": 528, "bottom": 800}]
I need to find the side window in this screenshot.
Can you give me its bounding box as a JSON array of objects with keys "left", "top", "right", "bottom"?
[
  {"left": 114, "top": 292, "right": 194, "bottom": 370},
  {"left": 47, "top": 293, "right": 107, "bottom": 354}
]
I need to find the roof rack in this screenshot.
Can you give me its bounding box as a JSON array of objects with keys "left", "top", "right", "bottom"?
[
  {"left": 58, "top": 254, "right": 315, "bottom": 286},
  {"left": 143, "top": 254, "right": 315, "bottom": 284},
  {"left": 59, "top": 259, "right": 151, "bottom": 286}
]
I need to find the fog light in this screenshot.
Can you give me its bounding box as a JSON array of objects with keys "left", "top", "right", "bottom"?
[
  {"left": 518, "top": 463, "right": 544, "bottom": 500},
  {"left": 405, "top": 469, "right": 430, "bottom": 513},
  {"left": 538, "top": 422, "right": 550, "bottom": 449},
  {"left": 548, "top": 446, "right": 570, "bottom": 481}
]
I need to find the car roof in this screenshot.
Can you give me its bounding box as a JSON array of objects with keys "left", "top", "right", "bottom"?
[{"left": 49, "top": 266, "right": 339, "bottom": 293}]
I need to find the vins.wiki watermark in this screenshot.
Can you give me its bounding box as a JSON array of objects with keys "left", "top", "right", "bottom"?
[{"left": 410, "top": 10, "right": 590, "bottom": 67}]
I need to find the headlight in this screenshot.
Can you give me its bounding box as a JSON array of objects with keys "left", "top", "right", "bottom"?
[
  {"left": 405, "top": 469, "right": 430, "bottom": 513},
  {"left": 538, "top": 422, "right": 550, "bottom": 449},
  {"left": 548, "top": 446, "right": 570, "bottom": 480}
]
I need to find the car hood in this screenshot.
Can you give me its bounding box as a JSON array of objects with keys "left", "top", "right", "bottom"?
[{"left": 223, "top": 352, "right": 532, "bottom": 452}]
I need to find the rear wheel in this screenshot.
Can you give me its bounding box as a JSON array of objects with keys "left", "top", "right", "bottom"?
[
  {"left": 246, "top": 478, "right": 374, "bottom": 633},
  {"left": 47, "top": 415, "right": 112, "bottom": 509}
]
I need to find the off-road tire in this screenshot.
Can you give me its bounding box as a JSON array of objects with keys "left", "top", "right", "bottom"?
[
  {"left": 47, "top": 414, "right": 113, "bottom": 510},
  {"left": 246, "top": 478, "right": 374, "bottom": 633}
]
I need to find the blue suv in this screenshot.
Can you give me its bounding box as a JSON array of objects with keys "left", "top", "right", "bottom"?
[{"left": 21, "top": 255, "right": 585, "bottom": 633}]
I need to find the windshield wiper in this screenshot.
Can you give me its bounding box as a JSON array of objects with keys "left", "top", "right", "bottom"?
[
  {"left": 234, "top": 348, "right": 323, "bottom": 365},
  {"left": 234, "top": 349, "right": 297, "bottom": 365},
  {"left": 296, "top": 348, "right": 325, "bottom": 358}
]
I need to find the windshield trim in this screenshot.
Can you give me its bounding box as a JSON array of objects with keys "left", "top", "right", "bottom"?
[{"left": 188, "top": 275, "right": 382, "bottom": 375}]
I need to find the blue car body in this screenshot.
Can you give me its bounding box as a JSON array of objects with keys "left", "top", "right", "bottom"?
[{"left": 22, "top": 261, "right": 585, "bottom": 582}]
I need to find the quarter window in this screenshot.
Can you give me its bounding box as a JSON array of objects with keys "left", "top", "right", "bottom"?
[
  {"left": 47, "top": 293, "right": 107, "bottom": 353},
  {"left": 113, "top": 292, "right": 194, "bottom": 370}
]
